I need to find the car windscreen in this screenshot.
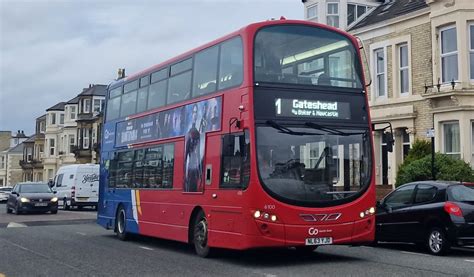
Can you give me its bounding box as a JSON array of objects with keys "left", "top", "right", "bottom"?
[
  {"left": 18, "top": 184, "right": 52, "bottom": 193},
  {"left": 448, "top": 185, "right": 474, "bottom": 204}
]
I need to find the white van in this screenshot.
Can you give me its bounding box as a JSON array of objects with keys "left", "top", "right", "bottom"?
[{"left": 52, "top": 164, "right": 99, "bottom": 210}]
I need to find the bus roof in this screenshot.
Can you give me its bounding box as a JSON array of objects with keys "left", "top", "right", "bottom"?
[{"left": 110, "top": 19, "right": 358, "bottom": 89}]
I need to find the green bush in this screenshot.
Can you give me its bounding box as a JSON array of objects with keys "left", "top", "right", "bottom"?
[
  {"left": 395, "top": 153, "right": 474, "bottom": 186},
  {"left": 403, "top": 139, "right": 431, "bottom": 165}
]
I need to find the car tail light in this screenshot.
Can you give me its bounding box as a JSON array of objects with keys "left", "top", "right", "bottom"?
[
  {"left": 71, "top": 186, "right": 76, "bottom": 197},
  {"left": 444, "top": 201, "right": 463, "bottom": 217}
]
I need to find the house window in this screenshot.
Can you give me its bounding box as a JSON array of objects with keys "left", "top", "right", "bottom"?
[
  {"left": 443, "top": 122, "right": 460, "bottom": 160},
  {"left": 471, "top": 121, "right": 474, "bottom": 168},
  {"left": 59, "top": 113, "right": 64, "bottom": 124},
  {"left": 69, "top": 134, "right": 75, "bottom": 153},
  {"left": 440, "top": 26, "right": 458, "bottom": 83},
  {"left": 27, "top": 147, "right": 32, "bottom": 162},
  {"left": 374, "top": 48, "right": 385, "bottom": 97},
  {"left": 402, "top": 129, "right": 410, "bottom": 160},
  {"left": 327, "top": 2, "right": 339, "bottom": 28},
  {"left": 307, "top": 4, "right": 318, "bottom": 20},
  {"left": 40, "top": 121, "right": 45, "bottom": 133},
  {"left": 347, "top": 4, "right": 368, "bottom": 26},
  {"left": 50, "top": 113, "right": 56, "bottom": 125},
  {"left": 83, "top": 129, "right": 90, "bottom": 149},
  {"left": 93, "top": 99, "right": 102, "bottom": 113},
  {"left": 83, "top": 99, "right": 91, "bottom": 113},
  {"left": 399, "top": 44, "right": 409, "bottom": 95},
  {"left": 469, "top": 24, "right": 474, "bottom": 80},
  {"left": 70, "top": 106, "right": 76, "bottom": 120},
  {"left": 0, "top": 155, "right": 5, "bottom": 169},
  {"left": 49, "top": 138, "right": 55, "bottom": 156}
]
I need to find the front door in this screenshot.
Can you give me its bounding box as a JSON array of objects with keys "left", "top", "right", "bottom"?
[{"left": 376, "top": 184, "right": 416, "bottom": 242}]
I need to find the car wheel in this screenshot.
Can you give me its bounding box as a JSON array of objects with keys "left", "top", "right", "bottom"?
[
  {"left": 63, "top": 198, "right": 70, "bottom": 210},
  {"left": 115, "top": 206, "right": 128, "bottom": 241},
  {"left": 15, "top": 203, "right": 22, "bottom": 215},
  {"left": 51, "top": 210, "right": 58, "bottom": 214},
  {"left": 193, "top": 210, "right": 212, "bottom": 257},
  {"left": 6, "top": 205, "right": 12, "bottom": 214},
  {"left": 427, "top": 227, "right": 450, "bottom": 255}
]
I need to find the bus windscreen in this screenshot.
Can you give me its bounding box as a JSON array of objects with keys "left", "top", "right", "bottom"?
[{"left": 254, "top": 25, "right": 363, "bottom": 89}]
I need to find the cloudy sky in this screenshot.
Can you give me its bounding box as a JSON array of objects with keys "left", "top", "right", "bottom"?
[{"left": 0, "top": 0, "right": 302, "bottom": 135}]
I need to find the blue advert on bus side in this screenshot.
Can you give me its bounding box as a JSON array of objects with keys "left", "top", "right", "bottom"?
[{"left": 104, "top": 96, "right": 222, "bottom": 149}]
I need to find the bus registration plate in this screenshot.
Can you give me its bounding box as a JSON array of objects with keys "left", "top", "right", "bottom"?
[{"left": 305, "top": 237, "right": 333, "bottom": 245}]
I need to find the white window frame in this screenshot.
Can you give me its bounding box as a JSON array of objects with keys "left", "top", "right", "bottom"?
[
  {"left": 306, "top": 4, "right": 318, "bottom": 21},
  {"left": 59, "top": 113, "right": 64, "bottom": 125},
  {"left": 326, "top": 2, "right": 339, "bottom": 28},
  {"left": 70, "top": 106, "right": 76, "bottom": 120},
  {"left": 93, "top": 99, "right": 103, "bottom": 113},
  {"left": 50, "top": 113, "right": 56, "bottom": 125},
  {"left": 83, "top": 129, "right": 90, "bottom": 149},
  {"left": 0, "top": 155, "right": 5, "bottom": 169},
  {"left": 49, "top": 138, "right": 55, "bottom": 156},
  {"left": 69, "top": 134, "right": 75, "bottom": 154},
  {"left": 40, "top": 121, "right": 45, "bottom": 133},
  {"left": 374, "top": 48, "right": 387, "bottom": 99},
  {"left": 347, "top": 3, "right": 368, "bottom": 26},
  {"left": 398, "top": 43, "right": 409, "bottom": 96},
  {"left": 442, "top": 121, "right": 461, "bottom": 159},
  {"left": 83, "top": 99, "right": 91, "bottom": 113},
  {"left": 471, "top": 121, "right": 474, "bottom": 168},
  {"left": 439, "top": 25, "right": 458, "bottom": 83},
  {"left": 469, "top": 23, "right": 474, "bottom": 81}
]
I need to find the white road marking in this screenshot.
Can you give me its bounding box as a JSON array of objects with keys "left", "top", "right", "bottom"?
[
  {"left": 76, "top": 232, "right": 86, "bottom": 236},
  {"left": 401, "top": 251, "right": 429, "bottom": 257},
  {"left": 7, "top": 222, "right": 27, "bottom": 228},
  {"left": 139, "top": 246, "right": 153, "bottom": 251},
  {"left": 465, "top": 260, "right": 474, "bottom": 263}
]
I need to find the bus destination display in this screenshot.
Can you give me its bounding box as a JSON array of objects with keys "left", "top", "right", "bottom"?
[{"left": 275, "top": 98, "right": 351, "bottom": 119}]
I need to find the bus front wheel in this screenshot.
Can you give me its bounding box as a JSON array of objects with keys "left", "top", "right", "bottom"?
[
  {"left": 115, "top": 206, "right": 128, "bottom": 241},
  {"left": 193, "top": 210, "right": 211, "bottom": 257}
]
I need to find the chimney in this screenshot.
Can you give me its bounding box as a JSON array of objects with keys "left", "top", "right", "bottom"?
[{"left": 117, "top": 68, "right": 126, "bottom": 80}]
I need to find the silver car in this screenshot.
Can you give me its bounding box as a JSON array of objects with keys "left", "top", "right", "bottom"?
[{"left": 0, "top": 186, "right": 13, "bottom": 202}]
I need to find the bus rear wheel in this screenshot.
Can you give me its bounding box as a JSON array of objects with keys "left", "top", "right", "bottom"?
[
  {"left": 193, "top": 210, "right": 211, "bottom": 257},
  {"left": 116, "top": 206, "right": 128, "bottom": 241}
]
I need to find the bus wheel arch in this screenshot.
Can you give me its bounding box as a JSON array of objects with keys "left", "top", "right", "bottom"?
[{"left": 189, "top": 207, "right": 212, "bottom": 257}]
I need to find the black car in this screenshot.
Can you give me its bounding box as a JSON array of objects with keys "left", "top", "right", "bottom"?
[
  {"left": 6, "top": 182, "right": 59, "bottom": 214},
  {"left": 375, "top": 181, "right": 474, "bottom": 255}
]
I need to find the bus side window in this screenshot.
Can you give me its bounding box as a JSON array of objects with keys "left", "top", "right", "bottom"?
[{"left": 220, "top": 130, "right": 250, "bottom": 189}]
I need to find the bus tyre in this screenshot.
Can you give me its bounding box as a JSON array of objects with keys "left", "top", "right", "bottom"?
[
  {"left": 116, "top": 206, "right": 128, "bottom": 241},
  {"left": 427, "top": 227, "right": 450, "bottom": 255},
  {"left": 193, "top": 210, "right": 211, "bottom": 258}
]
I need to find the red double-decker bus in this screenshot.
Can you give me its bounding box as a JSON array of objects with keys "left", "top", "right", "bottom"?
[{"left": 98, "top": 18, "right": 375, "bottom": 257}]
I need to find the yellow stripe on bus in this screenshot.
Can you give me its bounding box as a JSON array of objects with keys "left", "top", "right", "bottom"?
[{"left": 135, "top": 190, "right": 142, "bottom": 216}]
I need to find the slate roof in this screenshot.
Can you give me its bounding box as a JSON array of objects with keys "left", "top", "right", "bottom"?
[
  {"left": 79, "top": 84, "right": 107, "bottom": 97},
  {"left": 66, "top": 96, "right": 80, "bottom": 105},
  {"left": 23, "top": 135, "right": 36, "bottom": 143},
  {"left": 46, "top": 102, "right": 66, "bottom": 111},
  {"left": 350, "top": 0, "right": 428, "bottom": 31}
]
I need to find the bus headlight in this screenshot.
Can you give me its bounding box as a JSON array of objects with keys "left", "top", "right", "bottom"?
[
  {"left": 270, "top": 215, "right": 277, "bottom": 222},
  {"left": 50, "top": 197, "right": 58, "bottom": 202},
  {"left": 254, "top": 210, "right": 261, "bottom": 218},
  {"left": 20, "top": 197, "right": 30, "bottom": 203},
  {"left": 360, "top": 207, "right": 375, "bottom": 218}
]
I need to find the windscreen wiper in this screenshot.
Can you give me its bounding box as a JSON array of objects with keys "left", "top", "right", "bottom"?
[
  {"left": 305, "top": 122, "right": 347, "bottom": 136},
  {"left": 266, "top": 120, "right": 319, "bottom": 136},
  {"left": 305, "top": 122, "right": 367, "bottom": 136}
]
